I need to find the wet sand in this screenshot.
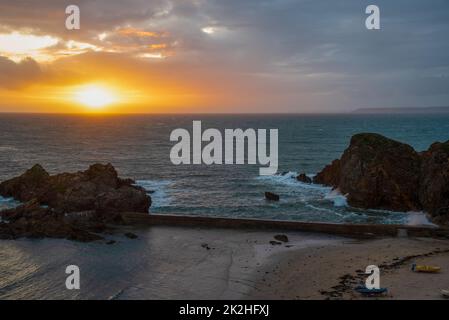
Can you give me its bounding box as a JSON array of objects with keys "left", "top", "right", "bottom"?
[
  {"left": 1, "top": 225, "right": 448, "bottom": 299},
  {"left": 115, "top": 226, "right": 449, "bottom": 300},
  {"left": 112, "top": 226, "right": 345, "bottom": 299}
]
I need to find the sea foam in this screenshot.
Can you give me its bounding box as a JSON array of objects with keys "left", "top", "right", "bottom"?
[
  {"left": 324, "top": 189, "right": 348, "bottom": 207},
  {"left": 405, "top": 211, "right": 437, "bottom": 227},
  {"left": 135, "top": 180, "right": 173, "bottom": 210}
]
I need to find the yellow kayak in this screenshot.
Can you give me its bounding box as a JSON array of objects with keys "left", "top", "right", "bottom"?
[{"left": 411, "top": 263, "right": 441, "bottom": 273}]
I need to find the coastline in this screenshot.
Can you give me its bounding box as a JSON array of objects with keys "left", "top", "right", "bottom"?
[{"left": 2, "top": 223, "right": 448, "bottom": 300}]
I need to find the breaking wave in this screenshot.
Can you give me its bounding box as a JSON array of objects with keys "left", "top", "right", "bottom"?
[
  {"left": 324, "top": 189, "right": 348, "bottom": 207},
  {"left": 254, "top": 171, "right": 433, "bottom": 225},
  {"left": 405, "top": 211, "right": 437, "bottom": 227},
  {"left": 256, "top": 171, "right": 343, "bottom": 205},
  {"left": 135, "top": 180, "right": 173, "bottom": 210}
]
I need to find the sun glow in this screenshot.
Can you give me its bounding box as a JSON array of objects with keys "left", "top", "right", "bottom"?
[{"left": 74, "top": 85, "right": 118, "bottom": 109}]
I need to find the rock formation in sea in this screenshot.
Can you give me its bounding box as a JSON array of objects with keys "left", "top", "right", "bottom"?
[
  {"left": 314, "top": 133, "right": 449, "bottom": 224},
  {"left": 265, "top": 192, "right": 280, "bottom": 201},
  {"left": 0, "top": 163, "right": 151, "bottom": 241},
  {"left": 419, "top": 141, "right": 449, "bottom": 224},
  {"left": 296, "top": 173, "right": 312, "bottom": 184}
]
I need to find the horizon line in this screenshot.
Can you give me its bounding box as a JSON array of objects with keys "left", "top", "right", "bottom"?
[
  {"left": 0, "top": 111, "right": 359, "bottom": 116},
  {"left": 1, "top": 106, "right": 448, "bottom": 116}
]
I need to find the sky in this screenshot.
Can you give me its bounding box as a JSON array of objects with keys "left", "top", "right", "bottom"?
[{"left": 0, "top": 0, "right": 448, "bottom": 113}]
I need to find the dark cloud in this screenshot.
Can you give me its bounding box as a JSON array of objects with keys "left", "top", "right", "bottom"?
[{"left": 0, "top": 0, "right": 448, "bottom": 111}]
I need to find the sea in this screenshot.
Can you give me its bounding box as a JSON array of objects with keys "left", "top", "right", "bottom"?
[
  {"left": 1, "top": 113, "right": 448, "bottom": 225},
  {"left": 1, "top": 113, "right": 448, "bottom": 299}
]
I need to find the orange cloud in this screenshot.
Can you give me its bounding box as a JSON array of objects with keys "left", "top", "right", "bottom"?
[
  {"left": 150, "top": 43, "right": 167, "bottom": 49},
  {"left": 117, "top": 28, "right": 167, "bottom": 38}
]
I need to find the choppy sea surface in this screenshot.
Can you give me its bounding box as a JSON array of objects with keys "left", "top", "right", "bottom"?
[{"left": 1, "top": 113, "right": 448, "bottom": 224}]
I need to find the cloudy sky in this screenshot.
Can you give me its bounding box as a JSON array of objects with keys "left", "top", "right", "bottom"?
[{"left": 0, "top": 0, "right": 448, "bottom": 113}]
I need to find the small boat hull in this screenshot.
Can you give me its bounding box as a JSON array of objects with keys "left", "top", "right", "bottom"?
[
  {"left": 411, "top": 264, "right": 441, "bottom": 273},
  {"left": 355, "top": 286, "right": 388, "bottom": 296}
]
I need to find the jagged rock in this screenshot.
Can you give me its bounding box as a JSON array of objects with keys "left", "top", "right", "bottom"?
[
  {"left": 95, "top": 185, "right": 150, "bottom": 214},
  {"left": 0, "top": 200, "right": 103, "bottom": 242},
  {"left": 0, "top": 164, "right": 49, "bottom": 203},
  {"left": 419, "top": 141, "right": 449, "bottom": 223},
  {"left": 296, "top": 173, "right": 312, "bottom": 183},
  {"left": 315, "top": 133, "right": 449, "bottom": 224},
  {"left": 0, "top": 163, "right": 151, "bottom": 214},
  {"left": 313, "top": 159, "right": 341, "bottom": 187},
  {"left": 314, "top": 133, "right": 421, "bottom": 212},
  {"left": 0, "top": 164, "right": 152, "bottom": 242},
  {"left": 265, "top": 192, "right": 280, "bottom": 201}
]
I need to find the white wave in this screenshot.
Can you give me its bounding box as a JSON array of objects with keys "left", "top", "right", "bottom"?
[
  {"left": 256, "top": 171, "right": 331, "bottom": 191},
  {"left": 135, "top": 180, "right": 173, "bottom": 210},
  {"left": 305, "top": 203, "right": 342, "bottom": 216},
  {"left": 254, "top": 172, "right": 437, "bottom": 225},
  {"left": 256, "top": 171, "right": 298, "bottom": 186},
  {"left": 256, "top": 172, "right": 349, "bottom": 211},
  {"left": 324, "top": 189, "right": 348, "bottom": 207},
  {"left": 405, "top": 211, "right": 437, "bottom": 227}
]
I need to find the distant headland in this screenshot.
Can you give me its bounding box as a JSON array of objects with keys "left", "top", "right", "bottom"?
[{"left": 353, "top": 106, "right": 449, "bottom": 114}]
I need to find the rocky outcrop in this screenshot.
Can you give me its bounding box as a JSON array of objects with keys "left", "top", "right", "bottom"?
[
  {"left": 418, "top": 141, "right": 449, "bottom": 224},
  {"left": 0, "top": 199, "right": 103, "bottom": 241},
  {"left": 313, "top": 159, "right": 341, "bottom": 187},
  {"left": 296, "top": 173, "right": 312, "bottom": 184},
  {"left": 0, "top": 163, "right": 151, "bottom": 214},
  {"left": 0, "top": 164, "right": 152, "bottom": 241},
  {"left": 314, "top": 133, "right": 449, "bottom": 223},
  {"left": 265, "top": 192, "right": 280, "bottom": 201}
]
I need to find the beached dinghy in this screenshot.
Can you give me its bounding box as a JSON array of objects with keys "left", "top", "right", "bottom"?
[
  {"left": 411, "top": 263, "right": 441, "bottom": 273},
  {"left": 355, "top": 285, "right": 388, "bottom": 296}
]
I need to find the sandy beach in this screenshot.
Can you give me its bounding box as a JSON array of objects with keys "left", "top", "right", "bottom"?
[
  {"left": 110, "top": 225, "right": 449, "bottom": 300},
  {"left": 104, "top": 225, "right": 347, "bottom": 300},
  {"left": 1, "top": 223, "right": 449, "bottom": 299},
  {"left": 247, "top": 236, "right": 449, "bottom": 300}
]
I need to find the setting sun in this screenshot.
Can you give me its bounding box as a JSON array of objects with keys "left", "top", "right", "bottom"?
[{"left": 74, "top": 85, "right": 118, "bottom": 109}]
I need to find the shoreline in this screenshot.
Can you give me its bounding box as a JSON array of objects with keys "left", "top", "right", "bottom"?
[
  {"left": 1, "top": 224, "right": 449, "bottom": 299},
  {"left": 109, "top": 224, "right": 449, "bottom": 300}
]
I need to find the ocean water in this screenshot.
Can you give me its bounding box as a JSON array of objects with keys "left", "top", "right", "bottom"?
[{"left": 1, "top": 113, "right": 449, "bottom": 224}]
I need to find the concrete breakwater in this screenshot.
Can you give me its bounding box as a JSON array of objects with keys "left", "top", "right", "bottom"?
[{"left": 122, "top": 213, "right": 449, "bottom": 239}]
